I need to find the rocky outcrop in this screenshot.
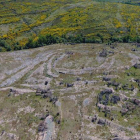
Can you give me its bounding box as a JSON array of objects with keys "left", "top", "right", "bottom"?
[
  {"left": 91, "top": 115, "right": 97, "bottom": 123},
  {"left": 66, "top": 83, "right": 74, "bottom": 88},
  {"left": 107, "top": 81, "right": 120, "bottom": 88},
  {"left": 99, "top": 49, "right": 107, "bottom": 57},
  {"left": 120, "top": 108, "right": 128, "bottom": 116},
  {"left": 35, "top": 88, "right": 58, "bottom": 104},
  {"left": 98, "top": 89, "right": 113, "bottom": 105},
  {"left": 97, "top": 119, "right": 106, "bottom": 125},
  {"left": 122, "top": 84, "right": 134, "bottom": 91},
  {"left": 130, "top": 98, "right": 140, "bottom": 105},
  {"left": 100, "top": 89, "right": 113, "bottom": 95},
  {"left": 110, "top": 95, "right": 120, "bottom": 104},
  {"left": 38, "top": 121, "right": 47, "bottom": 132},
  {"left": 103, "top": 77, "right": 111, "bottom": 81},
  {"left": 134, "top": 63, "right": 140, "bottom": 69}
]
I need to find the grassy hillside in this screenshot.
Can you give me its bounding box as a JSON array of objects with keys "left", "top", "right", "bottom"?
[{"left": 0, "top": 0, "right": 140, "bottom": 50}]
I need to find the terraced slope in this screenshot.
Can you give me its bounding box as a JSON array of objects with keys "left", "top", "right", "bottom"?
[
  {"left": 0, "top": 43, "right": 140, "bottom": 140},
  {"left": 0, "top": 0, "right": 140, "bottom": 49}
]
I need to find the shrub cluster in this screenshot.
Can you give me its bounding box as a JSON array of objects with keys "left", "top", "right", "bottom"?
[{"left": 1, "top": 34, "right": 140, "bottom": 52}]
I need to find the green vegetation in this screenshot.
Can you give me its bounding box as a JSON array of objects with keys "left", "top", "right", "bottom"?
[
  {"left": 0, "top": 39, "right": 11, "bottom": 51},
  {"left": 0, "top": 0, "right": 139, "bottom": 51},
  {"left": 23, "top": 34, "right": 140, "bottom": 49},
  {"left": 24, "top": 34, "right": 97, "bottom": 49}
]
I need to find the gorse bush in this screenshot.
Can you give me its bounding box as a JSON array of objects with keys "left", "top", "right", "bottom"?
[
  {"left": 0, "top": 0, "right": 140, "bottom": 48},
  {"left": 1, "top": 34, "right": 140, "bottom": 52},
  {"left": 23, "top": 34, "right": 140, "bottom": 50},
  {"left": 0, "top": 39, "right": 11, "bottom": 52},
  {"left": 24, "top": 34, "right": 99, "bottom": 49},
  {"left": 24, "top": 34, "right": 58, "bottom": 49}
]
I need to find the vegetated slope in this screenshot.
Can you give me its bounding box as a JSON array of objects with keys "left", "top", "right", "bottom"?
[
  {"left": 0, "top": 0, "right": 140, "bottom": 51},
  {"left": 0, "top": 43, "right": 140, "bottom": 140}
]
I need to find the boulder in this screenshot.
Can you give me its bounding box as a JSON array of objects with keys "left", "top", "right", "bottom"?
[
  {"left": 134, "top": 63, "right": 140, "bottom": 69},
  {"left": 104, "top": 106, "right": 110, "bottom": 112},
  {"left": 111, "top": 117, "right": 114, "bottom": 121},
  {"left": 133, "top": 99, "right": 140, "bottom": 105},
  {"left": 130, "top": 85, "right": 134, "bottom": 91},
  {"left": 108, "top": 51, "right": 114, "bottom": 54},
  {"left": 110, "top": 95, "right": 120, "bottom": 104},
  {"left": 66, "top": 51, "right": 74, "bottom": 55},
  {"left": 100, "top": 89, "right": 113, "bottom": 95},
  {"left": 59, "top": 72, "right": 65, "bottom": 74},
  {"left": 107, "top": 81, "right": 119, "bottom": 87},
  {"left": 103, "top": 77, "right": 111, "bottom": 81},
  {"left": 38, "top": 122, "right": 47, "bottom": 132},
  {"left": 135, "top": 79, "right": 140, "bottom": 83},
  {"left": 66, "top": 83, "right": 74, "bottom": 88},
  {"left": 122, "top": 84, "right": 128, "bottom": 90},
  {"left": 102, "top": 99, "right": 109, "bottom": 105},
  {"left": 131, "top": 48, "right": 137, "bottom": 51},
  {"left": 121, "top": 108, "right": 128, "bottom": 115},
  {"left": 43, "top": 93, "right": 49, "bottom": 98},
  {"left": 45, "top": 81, "right": 48, "bottom": 85},
  {"left": 110, "top": 46, "right": 115, "bottom": 49},
  {"left": 99, "top": 49, "right": 107, "bottom": 57},
  {"left": 50, "top": 97, "right": 58, "bottom": 104},
  {"left": 76, "top": 77, "right": 81, "bottom": 81},
  {"left": 113, "top": 138, "right": 123, "bottom": 140},
  {"left": 127, "top": 73, "right": 131, "bottom": 76},
  {"left": 56, "top": 120, "right": 61, "bottom": 124},
  {"left": 10, "top": 89, "right": 13, "bottom": 92},
  {"left": 98, "top": 89, "right": 113, "bottom": 105},
  {"left": 112, "top": 81, "right": 119, "bottom": 87},
  {"left": 56, "top": 112, "right": 60, "bottom": 116},
  {"left": 97, "top": 119, "right": 106, "bottom": 125},
  {"left": 107, "top": 81, "right": 112, "bottom": 87},
  {"left": 10, "top": 89, "right": 20, "bottom": 95},
  {"left": 91, "top": 116, "right": 97, "bottom": 123},
  {"left": 41, "top": 89, "right": 48, "bottom": 94},
  {"left": 43, "top": 91, "right": 52, "bottom": 98},
  {"left": 137, "top": 44, "right": 140, "bottom": 48},
  {"left": 59, "top": 81, "right": 64, "bottom": 85},
  {"left": 126, "top": 103, "right": 135, "bottom": 111},
  {"left": 40, "top": 114, "right": 46, "bottom": 120},
  {"left": 122, "top": 84, "right": 134, "bottom": 91}
]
